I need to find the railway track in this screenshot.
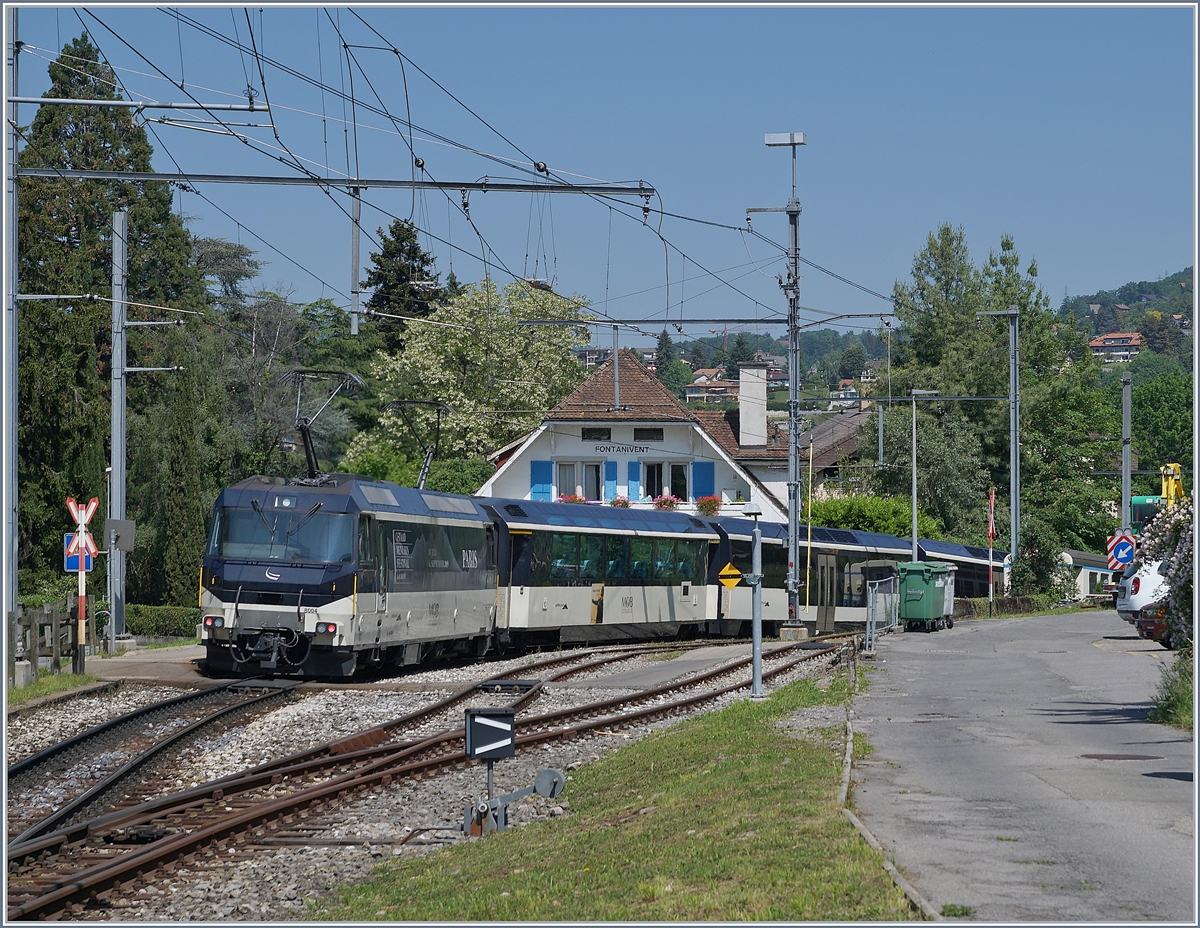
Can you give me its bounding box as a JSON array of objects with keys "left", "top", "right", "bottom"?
[
  {"left": 7, "top": 640, "right": 844, "bottom": 920},
  {"left": 6, "top": 681, "right": 300, "bottom": 846}
]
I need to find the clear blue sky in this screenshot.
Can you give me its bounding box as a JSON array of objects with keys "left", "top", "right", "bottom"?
[{"left": 11, "top": 4, "right": 1196, "bottom": 349}]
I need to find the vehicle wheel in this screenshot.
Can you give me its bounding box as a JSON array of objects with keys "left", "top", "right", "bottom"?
[{"left": 946, "top": 618, "right": 954, "bottom": 629}]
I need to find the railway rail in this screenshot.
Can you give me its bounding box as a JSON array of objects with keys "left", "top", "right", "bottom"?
[
  {"left": 7, "top": 640, "right": 843, "bottom": 920},
  {"left": 7, "top": 682, "right": 300, "bottom": 845}
]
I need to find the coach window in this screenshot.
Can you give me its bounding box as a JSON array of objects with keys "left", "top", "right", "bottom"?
[
  {"left": 603, "top": 535, "right": 628, "bottom": 579},
  {"left": 550, "top": 532, "right": 579, "bottom": 579},
  {"left": 629, "top": 537, "right": 654, "bottom": 581},
  {"left": 579, "top": 534, "right": 603, "bottom": 579}
]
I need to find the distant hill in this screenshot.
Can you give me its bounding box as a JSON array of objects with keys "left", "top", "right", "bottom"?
[{"left": 1058, "top": 267, "right": 1193, "bottom": 336}]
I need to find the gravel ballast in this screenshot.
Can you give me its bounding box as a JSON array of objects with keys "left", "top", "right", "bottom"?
[{"left": 10, "top": 648, "right": 838, "bottom": 921}]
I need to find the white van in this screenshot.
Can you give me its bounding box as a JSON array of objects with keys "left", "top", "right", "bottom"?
[{"left": 1115, "top": 560, "right": 1169, "bottom": 624}]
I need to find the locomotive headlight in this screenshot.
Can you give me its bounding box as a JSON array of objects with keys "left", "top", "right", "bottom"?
[
  {"left": 203, "top": 615, "right": 225, "bottom": 629},
  {"left": 315, "top": 622, "right": 337, "bottom": 635}
]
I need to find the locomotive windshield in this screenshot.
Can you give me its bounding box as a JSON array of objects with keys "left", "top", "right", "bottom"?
[{"left": 207, "top": 506, "right": 355, "bottom": 563}]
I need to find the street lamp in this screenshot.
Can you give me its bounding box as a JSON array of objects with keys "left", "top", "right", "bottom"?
[
  {"left": 910, "top": 389, "right": 937, "bottom": 561},
  {"left": 743, "top": 500, "right": 765, "bottom": 698}
]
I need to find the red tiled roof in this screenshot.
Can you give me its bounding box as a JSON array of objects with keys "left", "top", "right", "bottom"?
[
  {"left": 693, "top": 407, "right": 870, "bottom": 468},
  {"left": 1088, "top": 332, "right": 1144, "bottom": 348},
  {"left": 545, "top": 348, "right": 697, "bottom": 422}
]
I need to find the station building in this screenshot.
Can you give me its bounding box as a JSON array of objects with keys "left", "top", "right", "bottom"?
[{"left": 477, "top": 349, "right": 867, "bottom": 520}]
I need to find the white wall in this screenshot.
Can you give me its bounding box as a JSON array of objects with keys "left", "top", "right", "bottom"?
[{"left": 478, "top": 422, "right": 784, "bottom": 519}]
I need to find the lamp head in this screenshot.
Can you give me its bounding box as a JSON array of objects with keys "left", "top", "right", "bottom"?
[{"left": 742, "top": 500, "right": 763, "bottom": 521}]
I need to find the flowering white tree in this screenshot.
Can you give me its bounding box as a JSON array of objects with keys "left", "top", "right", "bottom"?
[
  {"left": 1136, "top": 494, "right": 1194, "bottom": 647},
  {"left": 345, "top": 280, "right": 591, "bottom": 462}
]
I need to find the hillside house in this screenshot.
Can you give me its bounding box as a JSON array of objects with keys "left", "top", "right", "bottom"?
[{"left": 1088, "top": 332, "right": 1144, "bottom": 363}]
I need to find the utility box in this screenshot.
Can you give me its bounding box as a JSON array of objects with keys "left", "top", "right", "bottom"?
[{"left": 897, "top": 562, "right": 951, "bottom": 625}]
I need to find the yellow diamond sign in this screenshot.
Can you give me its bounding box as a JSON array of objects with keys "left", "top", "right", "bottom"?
[{"left": 718, "top": 562, "right": 742, "bottom": 591}]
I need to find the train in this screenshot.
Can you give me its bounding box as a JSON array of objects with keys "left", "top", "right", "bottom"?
[{"left": 198, "top": 473, "right": 956, "bottom": 679}]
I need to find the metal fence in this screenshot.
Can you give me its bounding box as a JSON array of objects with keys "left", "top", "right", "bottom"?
[{"left": 864, "top": 576, "right": 899, "bottom": 652}]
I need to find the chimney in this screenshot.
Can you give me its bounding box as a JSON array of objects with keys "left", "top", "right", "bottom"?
[{"left": 738, "top": 362, "right": 768, "bottom": 446}]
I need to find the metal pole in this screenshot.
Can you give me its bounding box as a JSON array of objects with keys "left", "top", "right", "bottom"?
[
  {"left": 75, "top": 509, "right": 86, "bottom": 675},
  {"left": 785, "top": 179, "right": 802, "bottom": 625},
  {"left": 911, "top": 393, "right": 918, "bottom": 561},
  {"left": 1008, "top": 306, "right": 1020, "bottom": 563},
  {"left": 4, "top": 6, "right": 20, "bottom": 685},
  {"left": 110, "top": 211, "right": 127, "bottom": 637},
  {"left": 350, "top": 187, "right": 361, "bottom": 336},
  {"left": 612, "top": 324, "right": 619, "bottom": 409},
  {"left": 1121, "top": 374, "right": 1132, "bottom": 534},
  {"left": 750, "top": 516, "right": 764, "bottom": 698},
  {"left": 106, "top": 467, "right": 114, "bottom": 654},
  {"left": 877, "top": 401, "right": 884, "bottom": 470}
]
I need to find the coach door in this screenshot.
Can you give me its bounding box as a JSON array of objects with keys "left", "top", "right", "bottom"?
[
  {"left": 815, "top": 552, "right": 836, "bottom": 634},
  {"left": 358, "top": 515, "right": 381, "bottom": 621}
]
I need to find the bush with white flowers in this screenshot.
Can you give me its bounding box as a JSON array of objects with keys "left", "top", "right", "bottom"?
[{"left": 1136, "top": 494, "right": 1194, "bottom": 647}]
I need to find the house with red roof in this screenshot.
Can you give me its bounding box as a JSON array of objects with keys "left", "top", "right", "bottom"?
[
  {"left": 478, "top": 351, "right": 867, "bottom": 520},
  {"left": 1088, "top": 332, "right": 1144, "bottom": 362}
]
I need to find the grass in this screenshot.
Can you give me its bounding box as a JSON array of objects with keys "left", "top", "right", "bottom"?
[
  {"left": 7, "top": 671, "right": 98, "bottom": 706},
  {"left": 1148, "top": 644, "right": 1193, "bottom": 731},
  {"left": 316, "top": 672, "right": 915, "bottom": 922},
  {"left": 941, "top": 903, "right": 975, "bottom": 917}
]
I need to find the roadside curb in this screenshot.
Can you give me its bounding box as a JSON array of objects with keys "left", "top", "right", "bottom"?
[{"left": 842, "top": 701, "right": 942, "bottom": 921}]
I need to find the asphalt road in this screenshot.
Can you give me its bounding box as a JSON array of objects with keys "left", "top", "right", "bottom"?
[{"left": 851, "top": 611, "right": 1195, "bottom": 922}]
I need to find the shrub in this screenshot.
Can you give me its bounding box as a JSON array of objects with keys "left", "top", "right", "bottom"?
[
  {"left": 125, "top": 604, "right": 202, "bottom": 638},
  {"left": 695, "top": 494, "right": 722, "bottom": 517},
  {"left": 652, "top": 495, "right": 680, "bottom": 511},
  {"left": 609, "top": 495, "right": 631, "bottom": 508},
  {"left": 1149, "top": 644, "right": 1193, "bottom": 731}
]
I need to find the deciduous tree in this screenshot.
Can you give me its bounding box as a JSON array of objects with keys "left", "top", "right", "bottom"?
[{"left": 349, "top": 281, "right": 590, "bottom": 462}]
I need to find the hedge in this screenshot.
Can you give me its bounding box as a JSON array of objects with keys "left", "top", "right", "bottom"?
[{"left": 124, "top": 604, "right": 202, "bottom": 638}]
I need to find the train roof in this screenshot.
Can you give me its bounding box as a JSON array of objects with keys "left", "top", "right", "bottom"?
[
  {"left": 717, "top": 518, "right": 911, "bottom": 555},
  {"left": 217, "top": 476, "right": 492, "bottom": 522},
  {"left": 482, "top": 498, "right": 720, "bottom": 538},
  {"left": 918, "top": 538, "right": 1009, "bottom": 567}
]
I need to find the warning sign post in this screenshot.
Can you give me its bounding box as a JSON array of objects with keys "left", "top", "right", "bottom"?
[{"left": 66, "top": 497, "right": 98, "bottom": 674}]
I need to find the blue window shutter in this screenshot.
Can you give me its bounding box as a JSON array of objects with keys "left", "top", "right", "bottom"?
[
  {"left": 530, "top": 460, "right": 553, "bottom": 501},
  {"left": 604, "top": 461, "right": 617, "bottom": 501},
  {"left": 692, "top": 461, "right": 715, "bottom": 500},
  {"left": 627, "top": 461, "right": 641, "bottom": 500}
]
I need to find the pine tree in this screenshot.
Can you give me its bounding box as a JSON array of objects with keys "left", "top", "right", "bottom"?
[
  {"left": 16, "top": 35, "right": 204, "bottom": 594},
  {"left": 362, "top": 218, "right": 443, "bottom": 355},
  {"left": 158, "top": 364, "right": 207, "bottom": 606}
]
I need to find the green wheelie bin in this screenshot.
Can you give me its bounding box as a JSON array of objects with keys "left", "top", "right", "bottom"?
[{"left": 897, "top": 562, "right": 952, "bottom": 632}]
